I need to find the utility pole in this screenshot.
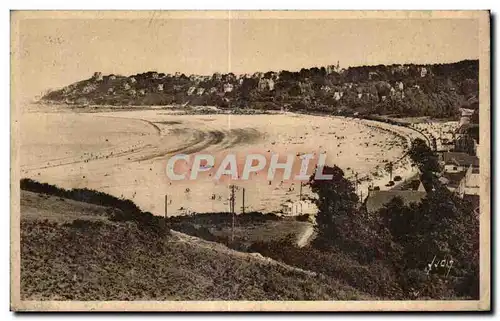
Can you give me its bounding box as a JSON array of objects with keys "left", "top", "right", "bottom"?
[
  {"left": 230, "top": 185, "right": 236, "bottom": 243},
  {"left": 242, "top": 187, "right": 245, "bottom": 215},
  {"left": 164, "top": 194, "right": 168, "bottom": 219},
  {"left": 163, "top": 194, "right": 168, "bottom": 234},
  {"left": 354, "top": 172, "right": 359, "bottom": 199},
  {"left": 299, "top": 182, "right": 303, "bottom": 201},
  {"left": 228, "top": 185, "right": 233, "bottom": 214}
]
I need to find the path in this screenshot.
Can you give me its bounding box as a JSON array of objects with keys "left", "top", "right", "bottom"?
[{"left": 297, "top": 224, "right": 316, "bottom": 248}]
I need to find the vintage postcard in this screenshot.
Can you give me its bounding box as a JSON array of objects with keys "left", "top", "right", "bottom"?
[{"left": 10, "top": 10, "right": 490, "bottom": 311}]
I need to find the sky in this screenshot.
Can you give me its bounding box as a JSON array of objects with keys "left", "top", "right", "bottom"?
[{"left": 15, "top": 14, "right": 479, "bottom": 100}]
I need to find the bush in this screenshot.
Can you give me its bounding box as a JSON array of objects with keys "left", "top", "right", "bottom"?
[
  {"left": 64, "top": 219, "right": 104, "bottom": 230},
  {"left": 295, "top": 214, "right": 311, "bottom": 222},
  {"left": 167, "top": 211, "right": 280, "bottom": 226},
  {"left": 21, "top": 178, "right": 165, "bottom": 234},
  {"left": 248, "top": 237, "right": 403, "bottom": 299},
  {"left": 393, "top": 175, "right": 402, "bottom": 182}
]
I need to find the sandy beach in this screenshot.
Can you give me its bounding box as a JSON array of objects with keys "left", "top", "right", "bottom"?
[{"left": 20, "top": 105, "right": 427, "bottom": 215}]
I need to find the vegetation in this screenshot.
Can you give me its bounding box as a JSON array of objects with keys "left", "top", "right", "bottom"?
[
  {"left": 276, "top": 165, "right": 480, "bottom": 299},
  {"left": 21, "top": 165, "right": 479, "bottom": 300},
  {"left": 42, "top": 60, "right": 479, "bottom": 119},
  {"left": 308, "top": 165, "right": 359, "bottom": 247},
  {"left": 384, "top": 162, "right": 394, "bottom": 181},
  {"left": 21, "top": 219, "right": 366, "bottom": 300},
  {"left": 20, "top": 181, "right": 367, "bottom": 301},
  {"left": 408, "top": 138, "right": 441, "bottom": 173},
  {"left": 20, "top": 178, "right": 166, "bottom": 234},
  {"left": 167, "top": 212, "right": 310, "bottom": 252},
  {"left": 407, "top": 138, "right": 442, "bottom": 192}
]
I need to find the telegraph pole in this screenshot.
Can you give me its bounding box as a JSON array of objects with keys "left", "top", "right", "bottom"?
[
  {"left": 163, "top": 194, "right": 168, "bottom": 234},
  {"left": 299, "top": 182, "right": 303, "bottom": 201},
  {"left": 354, "top": 173, "right": 357, "bottom": 192},
  {"left": 242, "top": 187, "right": 246, "bottom": 215},
  {"left": 230, "top": 185, "right": 236, "bottom": 243},
  {"left": 228, "top": 185, "right": 234, "bottom": 214},
  {"left": 164, "top": 194, "right": 168, "bottom": 219}
]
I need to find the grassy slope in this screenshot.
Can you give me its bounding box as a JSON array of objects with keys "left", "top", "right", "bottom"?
[{"left": 20, "top": 191, "right": 369, "bottom": 301}]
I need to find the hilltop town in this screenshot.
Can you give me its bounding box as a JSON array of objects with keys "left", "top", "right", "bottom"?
[{"left": 42, "top": 60, "right": 479, "bottom": 119}]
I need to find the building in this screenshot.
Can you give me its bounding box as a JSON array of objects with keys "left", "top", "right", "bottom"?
[
  {"left": 440, "top": 151, "right": 480, "bottom": 197},
  {"left": 326, "top": 65, "right": 336, "bottom": 74},
  {"left": 223, "top": 83, "right": 234, "bottom": 93},
  {"left": 441, "top": 152, "right": 479, "bottom": 173},
  {"left": 459, "top": 108, "right": 475, "bottom": 126},
  {"left": 258, "top": 78, "right": 275, "bottom": 91},
  {"left": 395, "top": 175, "right": 427, "bottom": 192},
  {"left": 364, "top": 190, "right": 427, "bottom": 213},
  {"left": 81, "top": 84, "right": 97, "bottom": 94},
  {"left": 420, "top": 67, "right": 428, "bottom": 78},
  {"left": 436, "top": 138, "right": 455, "bottom": 152},
  {"left": 196, "top": 87, "right": 205, "bottom": 96},
  {"left": 368, "top": 71, "right": 379, "bottom": 81},
  {"left": 186, "top": 86, "right": 196, "bottom": 96},
  {"left": 439, "top": 171, "right": 468, "bottom": 197},
  {"left": 253, "top": 72, "right": 264, "bottom": 79},
  {"left": 281, "top": 200, "right": 317, "bottom": 216},
  {"left": 326, "top": 62, "right": 340, "bottom": 74},
  {"left": 92, "top": 72, "right": 103, "bottom": 81},
  {"left": 224, "top": 73, "right": 237, "bottom": 82},
  {"left": 464, "top": 165, "right": 480, "bottom": 196},
  {"left": 321, "top": 85, "right": 333, "bottom": 93}
]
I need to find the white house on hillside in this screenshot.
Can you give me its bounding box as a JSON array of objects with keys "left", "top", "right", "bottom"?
[{"left": 281, "top": 200, "right": 317, "bottom": 216}]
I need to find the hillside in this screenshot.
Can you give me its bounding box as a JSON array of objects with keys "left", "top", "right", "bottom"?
[
  {"left": 20, "top": 190, "right": 368, "bottom": 301},
  {"left": 41, "top": 60, "right": 479, "bottom": 118}
]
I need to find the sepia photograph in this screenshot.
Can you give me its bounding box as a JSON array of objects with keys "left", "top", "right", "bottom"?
[{"left": 10, "top": 10, "right": 490, "bottom": 311}]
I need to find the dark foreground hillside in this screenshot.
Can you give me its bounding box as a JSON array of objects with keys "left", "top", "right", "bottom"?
[
  {"left": 20, "top": 191, "right": 368, "bottom": 301},
  {"left": 42, "top": 60, "right": 478, "bottom": 119}
]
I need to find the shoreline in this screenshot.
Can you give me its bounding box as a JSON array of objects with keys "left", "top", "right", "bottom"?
[{"left": 20, "top": 103, "right": 432, "bottom": 213}]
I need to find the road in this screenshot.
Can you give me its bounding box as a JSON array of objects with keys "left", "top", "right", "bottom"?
[{"left": 297, "top": 224, "right": 316, "bottom": 248}]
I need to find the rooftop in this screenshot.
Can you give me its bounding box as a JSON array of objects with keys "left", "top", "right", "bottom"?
[
  {"left": 365, "top": 190, "right": 427, "bottom": 213},
  {"left": 442, "top": 152, "right": 479, "bottom": 167},
  {"left": 441, "top": 171, "right": 468, "bottom": 188}
]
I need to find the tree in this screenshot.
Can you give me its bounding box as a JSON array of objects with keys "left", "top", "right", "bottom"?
[
  {"left": 308, "top": 166, "right": 359, "bottom": 246},
  {"left": 378, "top": 187, "right": 479, "bottom": 299},
  {"left": 408, "top": 138, "right": 441, "bottom": 174}
]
